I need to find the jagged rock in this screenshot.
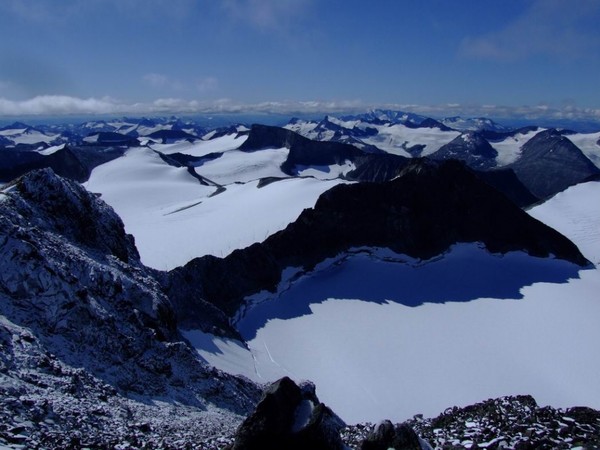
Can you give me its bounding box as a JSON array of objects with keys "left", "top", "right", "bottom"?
[
  {"left": 0, "top": 169, "right": 261, "bottom": 448},
  {"left": 231, "top": 377, "right": 346, "bottom": 450},
  {"left": 404, "top": 395, "right": 600, "bottom": 449},
  {"left": 359, "top": 420, "right": 422, "bottom": 450},
  {"left": 508, "top": 128, "right": 600, "bottom": 199}
]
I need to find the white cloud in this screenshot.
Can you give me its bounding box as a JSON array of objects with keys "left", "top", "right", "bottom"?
[
  {"left": 1, "top": 95, "right": 599, "bottom": 124},
  {"left": 460, "top": 0, "right": 600, "bottom": 61}
]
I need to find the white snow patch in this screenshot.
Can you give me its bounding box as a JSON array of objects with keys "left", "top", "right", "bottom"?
[
  {"left": 491, "top": 128, "right": 544, "bottom": 166},
  {"left": 85, "top": 151, "right": 342, "bottom": 269},
  {"left": 37, "top": 144, "right": 65, "bottom": 155},
  {"left": 154, "top": 133, "right": 247, "bottom": 157},
  {"left": 196, "top": 148, "right": 288, "bottom": 185}
]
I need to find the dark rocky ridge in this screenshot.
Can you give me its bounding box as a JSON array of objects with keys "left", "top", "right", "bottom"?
[
  {"left": 167, "top": 158, "right": 588, "bottom": 316},
  {"left": 0, "top": 146, "right": 90, "bottom": 182},
  {"left": 430, "top": 131, "right": 499, "bottom": 170},
  {"left": 508, "top": 128, "right": 600, "bottom": 199},
  {"left": 0, "top": 144, "right": 126, "bottom": 183},
  {"left": 240, "top": 124, "right": 366, "bottom": 175}
]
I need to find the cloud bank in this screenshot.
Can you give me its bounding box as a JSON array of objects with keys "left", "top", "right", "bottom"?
[{"left": 1, "top": 95, "right": 600, "bottom": 125}]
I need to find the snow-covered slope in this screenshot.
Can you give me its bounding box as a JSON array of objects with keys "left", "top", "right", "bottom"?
[
  {"left": 85, "top": 137, "right": 343, "bottom": 269},
  {"left": 190, "top": 179, "right": 600, "bottom": 425}
]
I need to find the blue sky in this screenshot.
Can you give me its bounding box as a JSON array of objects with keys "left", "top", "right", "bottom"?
[{"left": 0, "top": 0, "right": 599, "bottom": 121}]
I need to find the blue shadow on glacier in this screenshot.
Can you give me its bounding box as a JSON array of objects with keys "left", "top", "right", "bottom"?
[{"left": 236, "top": 244, "right": 585, "bottom": 340}]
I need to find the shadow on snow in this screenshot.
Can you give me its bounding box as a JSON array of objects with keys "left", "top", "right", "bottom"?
[{"left": 236, "top": 244, "right": 585, "bottom": 340}]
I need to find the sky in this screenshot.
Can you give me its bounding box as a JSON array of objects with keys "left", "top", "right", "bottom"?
[{"left": 1, "top": 0, "right": 600, "bottom": 122}]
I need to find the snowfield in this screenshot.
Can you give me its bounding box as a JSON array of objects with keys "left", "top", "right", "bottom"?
[
  {"left": 189, "top": 180, "right": 600, "bottom": 425},
  {"left": 85, "top": 138, "right": 343, "bottom": 269}
]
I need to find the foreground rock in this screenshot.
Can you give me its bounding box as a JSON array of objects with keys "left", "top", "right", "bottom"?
[
  {"left": 0, "top": 169, "right": 261, "bottom": 448},
  {"left": 231, "top": 377, "right": 346, "bottom": 450}
]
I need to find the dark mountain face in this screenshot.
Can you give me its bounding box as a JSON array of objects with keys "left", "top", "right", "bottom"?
[
  {"left": 240, "top": 124, "right": 364, "bottom": 175},
  {"left": 167, "top": 159, "right": 588, "bottom": 317},
  {"left": 147, "top": 129, "right": 198, "bottom": 143},
  {"left": 508, "top": 129, "right": 600, "bottom": 199},
  {"left": 89, "top": 131, "right": 140, "bottom": 146},
  {"left": 345, "top": 154, "right": 409, "bottom": 182},
  {"left": 430, "top": 132, "right": 499, "bottom": 170},
  {"left": 0, "top": 146, "right": 90, "bottom": 183},
  {"left": 476, "top": 168, "right": 539, "bottom": 207}
]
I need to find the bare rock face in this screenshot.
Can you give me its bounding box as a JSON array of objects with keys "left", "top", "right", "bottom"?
[
  {"left": 232, "top": 377, "right": 346, "bottom": 450},
  {"left": 430, "top": 131, "right": 498, "bottom": 170},
  {"left": 508, "top": 128, "right": 600, "bottom": 199}
]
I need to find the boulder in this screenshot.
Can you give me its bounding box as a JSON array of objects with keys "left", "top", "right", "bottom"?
[{"left": 232, "top": 377, "right": 346, "bottom": 450}]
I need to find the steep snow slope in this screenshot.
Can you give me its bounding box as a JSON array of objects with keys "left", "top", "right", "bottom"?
[
  {"left": 85, "top": 144, "right": 342, "bottom": 269},
  {"left": 190, "top": 181, "right": 600, "bottom": 425},
  {"left": 528, "top": 180, "right": 600, "bottom": 264},
  {"left": 566, "top": 131, "right": 600, "bottom": 168}
]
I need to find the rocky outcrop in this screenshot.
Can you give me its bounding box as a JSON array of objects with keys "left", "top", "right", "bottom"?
[
  {"left": 0, "top": 169, "right": 261, "bottom": 447},
  {"left": 167, "top": 158, "right": 589, "bottom": 316},
  {"left": 359, "top": 421, "right": 422, "bottom": 450},
  {"left": 508, "top": 128, "right": 600, "bottom": 199},
  {"left": 405, "top": 395, "right": 600, "bottom": 449},
  {"left": 231, "top": 377, "right": 346, "bottom": 450}
]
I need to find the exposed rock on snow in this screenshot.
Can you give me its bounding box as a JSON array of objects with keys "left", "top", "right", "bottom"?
[
  {"left": 0, "top": 169, "right": 261, "bottom": 448},
  {"left": 240, "top": 124, "right": 365, "bottom": 175},
  {"left": 168, "top": 158, "right": 589, "bottom": 316},
  {"left": 232, "top": 377, "right": 346, "bottom": 450}
]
